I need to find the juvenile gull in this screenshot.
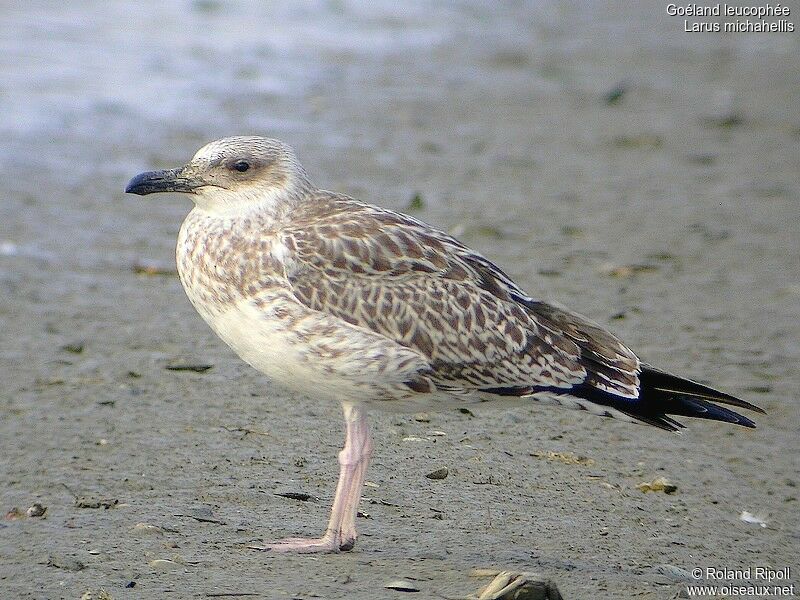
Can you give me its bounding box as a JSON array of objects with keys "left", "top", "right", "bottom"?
[{"left": 126, "top": 136, "right": 764, "bottom": 553}]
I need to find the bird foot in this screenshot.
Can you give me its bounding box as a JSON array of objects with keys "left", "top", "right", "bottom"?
[
  {"left": 469, "top": 569, "right": 563, "bottom": 600},
  {"left": 249, "top": 532, "right": 356, "bottom": 554}
]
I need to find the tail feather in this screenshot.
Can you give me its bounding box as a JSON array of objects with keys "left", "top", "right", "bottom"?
[
  {"left": 619, "top": 410, "right": 687, "bottom": 432},
  {"left": 639, "top": 367, "right": 766, "bottom": 414},
  {"left": 621, "top": 366, "right": 764, "bottom": 431},
  {"left": 482, "top": 365, "right": 765, "bottom": 433}
]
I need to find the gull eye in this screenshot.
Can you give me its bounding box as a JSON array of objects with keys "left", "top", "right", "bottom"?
[{"left": 232, "top": 160, "right": 250, "bottom": 172}]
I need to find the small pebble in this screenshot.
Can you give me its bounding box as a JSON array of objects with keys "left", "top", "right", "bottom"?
[
  {"left": 275, "top": 491, "right": 317, "bottom": 502},
  {"left": 470, "top": 569, "right": 564, "bottom": 600},
  {"left": 385, "top": 579, "right": 420, "bottom": 592},
  {"left": 149, "top": 558, "right": 180, "bottom": 571},
  {"left": 637, "top": 477, "right": 677, "bottom": 494},
  {"left": 80, "top": 591, "right": 113, "bottom": 600},
  {"left": 4, "top": 507, "right": 25, "bottom": 520},
  {"left": 426, "top": 467, "right": 449, "bottom": 480},
  {"left": 75, "top": 496, "right": 119, "bottom": 509},
  {"left": 26, "top": 503, "right": 47, "bottom": 517}
]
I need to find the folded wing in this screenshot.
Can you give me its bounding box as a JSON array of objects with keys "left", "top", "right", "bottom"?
[{"left": 281, "top": 192, "right": 762, "bottom": 430}]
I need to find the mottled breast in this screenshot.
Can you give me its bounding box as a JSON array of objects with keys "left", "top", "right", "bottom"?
[
  {"left": 176, "top": 209, "right": 289, "bottom": 321},
  {"left": 174, "top": 207, "right": 431, "bottom": 401}
]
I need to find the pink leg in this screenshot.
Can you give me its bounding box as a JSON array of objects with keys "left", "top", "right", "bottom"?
[{"left": 258, "top": 402, "right": 373, "bottom": 553}]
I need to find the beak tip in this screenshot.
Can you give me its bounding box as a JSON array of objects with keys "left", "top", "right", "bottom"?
[
  {"left": 124, "top": 169, "right": 192, "bottom": 196},
  {"left": 125, "top": 172, "right": 155, "bottom": 195}
]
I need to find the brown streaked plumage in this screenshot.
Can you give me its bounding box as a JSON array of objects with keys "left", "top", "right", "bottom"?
[{"left": 125, "top": 136, "right": 764, "bottom": 554}]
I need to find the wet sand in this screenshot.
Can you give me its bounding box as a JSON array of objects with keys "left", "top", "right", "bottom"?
[{"left": 1, "top": 2, "right": 798, "bottom": 598}]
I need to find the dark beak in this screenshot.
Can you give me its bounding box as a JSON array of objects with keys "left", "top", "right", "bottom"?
[{"left": 125, "top": 167, "right": 202, "bottom": 195}]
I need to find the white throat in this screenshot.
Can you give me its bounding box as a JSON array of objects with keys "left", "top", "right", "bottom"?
[{"left": 190, "top": 184, "right": 302, "bottom": 220}]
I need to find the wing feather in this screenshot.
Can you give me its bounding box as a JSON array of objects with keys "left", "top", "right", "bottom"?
[{"left": 282, "top": 192, "right": 639, "bottom": 396}]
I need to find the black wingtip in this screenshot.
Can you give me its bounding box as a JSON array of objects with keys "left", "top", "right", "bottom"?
[{"left": 637, "top": 366, "right": 764, "bottom": 429}]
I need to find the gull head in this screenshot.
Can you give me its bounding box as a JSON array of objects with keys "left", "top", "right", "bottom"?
[{"left": 125, "top": 136, "right": 311, "bottom": 213}]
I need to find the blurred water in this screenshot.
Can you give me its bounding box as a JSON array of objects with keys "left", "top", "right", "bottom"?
[
  {"left": 0, "top": 2, "right": 434, "bottom": 134},
  {"left": 2, "top": 1, "right": 795, "bottom": 158},
  {"left": 0, "top": 1, "right": 536, "bottom": 142}
]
